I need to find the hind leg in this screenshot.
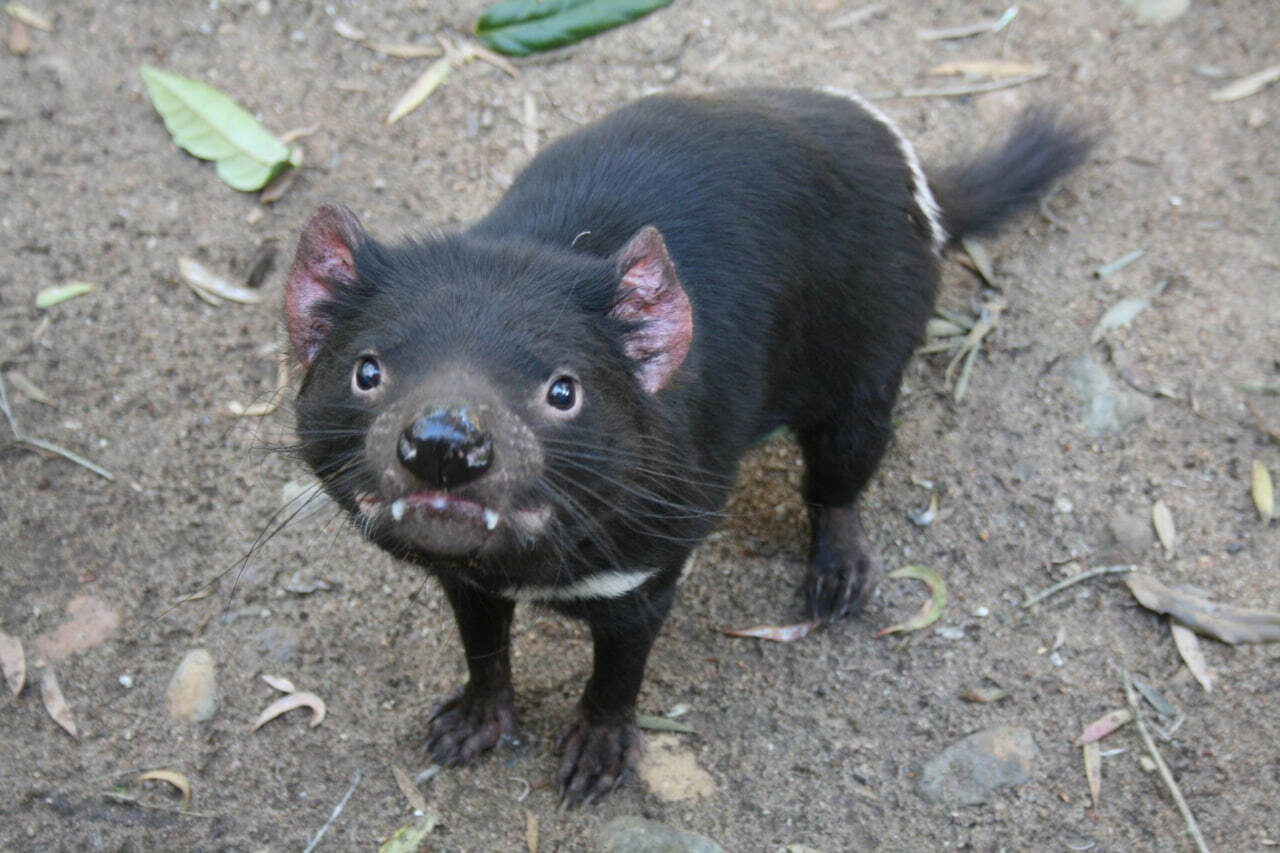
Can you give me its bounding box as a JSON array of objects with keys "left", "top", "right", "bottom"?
[{"left": 796, "top": 381, "right": 896, "bottom": 621}]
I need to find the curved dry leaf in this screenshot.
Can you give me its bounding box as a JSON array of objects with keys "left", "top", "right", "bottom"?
[
  {"left": 0, "top": 630, "right": 25, "bottom": 696},
  {"left": 1252, "top": 460, "right": 1274, "bottom": 523},
  {"left": 877, "top": 565, "right": 947, "bottom": 636},
  {"left": 40, "top": 666, "right": 77, "bottom": 739},
  {"left": 1170, "top": 623, "right": 1213, "bottom": 692},
  {"left": 137, "top": 769, "right": 193, "bottom": 809},
  {"left": 722, "top": 620, "right": 819, "bottom": 642},
  {"left": 261, "top": 673, "right": 296, "bottom": 694},
  {"left": 250, "top": 691, "right": 326, "bottom": 731},
  {"left": 386, "top": 57, "right": 453, "bottom": 125},
  {"left": 1209, "top": 64, "right": 1280, "bottom": 102},
  {"left": 391, "top": 764, "right": 428, "bottom": 814},
  {"left": 1152, "top": 500, "right": 1176, "bottom": 556},
  {"left": 178, "top": 257, "right": 264, "bottom": 305},
  {"left": 1074, "top": 708, "right": 1132, "bottom": 746},
  {"left": 1126, "top": 573, "right": 1280, "bottom": 644},
  {"left": 636, "top": 713, "right": 697, "bottom": 734}
]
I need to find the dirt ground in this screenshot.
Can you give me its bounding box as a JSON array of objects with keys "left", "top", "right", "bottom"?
[{"left": 2, "top": 0, "right": 1277, "bottom": 850}]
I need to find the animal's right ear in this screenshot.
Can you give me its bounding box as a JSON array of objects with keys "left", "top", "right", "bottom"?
[{"left": 285, "top": 204, "right": 366, "bottom": 366}]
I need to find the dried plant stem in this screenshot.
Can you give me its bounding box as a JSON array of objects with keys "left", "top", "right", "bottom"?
[
  {"left": 303, "top": 770, "right": 363, "bottom": 853},
  {"left": 1122, "top": 671, "right": 1210, "bottom": 853},
  {"left": 0, "top": 373, "right": 115, "bottom": 481},
  {"left": 1022, "top": 565, "right": 1135, "bottom": 608}
]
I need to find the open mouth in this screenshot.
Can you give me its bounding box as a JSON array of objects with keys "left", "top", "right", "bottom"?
[{"left": 357, "top": 490, "right": 501, "bottom": 532}]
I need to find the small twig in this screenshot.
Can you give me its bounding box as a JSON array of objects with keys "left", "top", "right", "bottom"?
[
  {"left": 891, "top": 71, "right": 1049, "bottom": 99},
  {"left": 303, "top": 769, "right": 362, "bottom": 853},
  {"left": 1022, "top": 564, "right": 1135, "bottom": 608},
  {"left": 0, "top": 373, "right": 115, "bottom": 480},
  {"left": 824, "top": 3, "right": 886, "bottom": 31},
  {"left": 1122, "top": 671, "right": 1210, "bottom": 853}
]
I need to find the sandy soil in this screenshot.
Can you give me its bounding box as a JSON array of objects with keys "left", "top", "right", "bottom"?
[{"left": 1, "top": 1, "right": 1277, "bottom": 850}]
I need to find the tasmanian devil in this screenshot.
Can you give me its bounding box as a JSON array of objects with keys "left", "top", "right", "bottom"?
[{"left": 284, "top": 88, "right": 1090, "bottom": 805}]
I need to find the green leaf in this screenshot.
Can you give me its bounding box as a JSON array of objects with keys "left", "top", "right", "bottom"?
[
  {"left": 379, "top": 813, "right": 439, "bottom": 853},
  {"left": 36, "top": 281, "right": 95, "bottom": 309},
  {"left": 140, "top": 65, "right": 294, "bottom": 192},
  {"left": 476, "top": 0, "right": 673, "bottom": 57}
]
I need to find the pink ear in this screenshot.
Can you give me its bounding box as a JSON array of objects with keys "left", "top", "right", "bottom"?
[
  {"left": 609, "top": 227, "right": 693, "bottom": 394},
  {"left": 285, "top": 204, "right": 366, "bottom": 366}
]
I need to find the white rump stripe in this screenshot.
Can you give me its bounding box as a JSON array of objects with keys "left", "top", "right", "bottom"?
[
  {"left": 502, "top": 569, "right": 656, "bottom": 602},
  {"left": 820, "top": 86, "right": 948, "bottom": 254}
]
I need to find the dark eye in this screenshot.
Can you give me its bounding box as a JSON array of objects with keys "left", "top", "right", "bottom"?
[
  {"left": 546, "top": 376, "right": 577, "bottom": 410},
  {"left": 353, "top": 356, "right": 382, "bottom": 392}
]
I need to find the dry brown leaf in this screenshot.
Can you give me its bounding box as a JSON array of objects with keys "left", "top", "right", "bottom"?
[
  {"left": 1170, "top": 623, "right": 1213, "bottom": 691},
  {"left": 137, "top": 769, "right": 193, "bottom": 809},
  {"left": 929, "top": 59, "right": 1048, "bottom": 79},
  {"left": 0, "top": 629, "right": 25, "bottom": 696},
  {"left": 250, "top": 691, "right": 326, "bottom": 731},
  {"left": 1252, "top": 460, "right": 1274, "bottom": 523},
  {"left": 1152, "top": 500, "right": 1176, "bottom": 556},
  {"left": 40, "top": 666, "right": 77, "bottom": 738},
  {"left": 525, "top": 810, "right": 539, "bottom": 853},
  {"left": 1125, "top": 573, "right": 1280, "bottom": 644},
  {"left": 5, "top": 370, "right": 56, "bottom": 406},
  {"left": 1074, "top": 708, "right": 1133, "bottom": 746},
  {"left": 391, "top": 764, "right": 427, "bottom": 814},
  {"left": 1209, "top": 64, "right": 1280, "bottom": 102},
  {"left": 1082, "top": 740, "right": 1101, "bottom": 810},
  {"left": 722, "top": 620, "right": 819, "bottom": 642}
]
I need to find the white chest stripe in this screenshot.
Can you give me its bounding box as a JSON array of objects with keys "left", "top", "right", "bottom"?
[
  {"left": 501, "top": 569, "right": 656, "bottom": 602},
  {"left": 820, "top": 86, "right": 949, "bottom": 254}
]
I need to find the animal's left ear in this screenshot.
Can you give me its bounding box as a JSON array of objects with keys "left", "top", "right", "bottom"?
[{"left": 609, "top": 226, "right": 693, "bottom": 394}]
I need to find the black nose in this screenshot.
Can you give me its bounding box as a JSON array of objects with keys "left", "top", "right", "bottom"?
[{"left": 397, "top": 407, "right": 493, "bottom": 488}]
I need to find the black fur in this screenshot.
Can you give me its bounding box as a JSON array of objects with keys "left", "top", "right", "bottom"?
[{"left": 286, "top": 88, "right": 1091, "bottom": 805}]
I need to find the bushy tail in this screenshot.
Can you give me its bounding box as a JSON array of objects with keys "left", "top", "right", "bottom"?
[{"left": 930, "top": 108, "right": 1095, "bottom": 243}]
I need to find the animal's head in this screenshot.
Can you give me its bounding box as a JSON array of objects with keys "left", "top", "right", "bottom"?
[{"left": 284, "top": 204, "right": 694, "bottom": 573}]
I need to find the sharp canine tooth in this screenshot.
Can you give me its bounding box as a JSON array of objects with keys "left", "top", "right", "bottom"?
[
  {"left": 484, "top": 509, "right": 500, "bottom": 531},
  {"left": 390, "top": 498, "right": 407, "bottom": 522}
]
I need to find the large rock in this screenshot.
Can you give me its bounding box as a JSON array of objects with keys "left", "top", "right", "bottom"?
[
  {"left": 597, "top": 817, "right": 723, "bottom": 853},
  {"left": 918, "top": 725, "right": 1039, "bottom": 805}
]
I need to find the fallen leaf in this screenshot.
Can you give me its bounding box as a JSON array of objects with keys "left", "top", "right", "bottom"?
[
  {"left": 1125, "top": 573, "right": 1280, "bottom": 644},
  {"left": 140, "top": 65, "right": 299, "bottom": 192},
  {"left": 476, "top": 0, "right": 674, "bottom": 57},
  {"left": 907, "top": 492, "right": 938, "bottom": 527},
  {"left": 5, "top": 370, "right": 56, "bottom": 407},
  {"left": 925, "top": 317, "right": 966, "bottom": 339},
  {"left": 525, "top": 809, "right": 538, "bottom": 853},
  {"left": 332, "top": 18, "right": 366, "bottom": 40},
  {"left": 0, "top": 630, "right": 25, "bottom": 696},
  {"left": 1170, "top": 623, "right": 1213, "bottom": 691},
  {"left": 1091, "top": 295, "right": 1150, "bottom": 343},
  {"left": 4, "top": 2, "right": 52, "bottom": 31},
  {"left": 959, "top": 684, "right": 1008, "bottom": 703},
  {"left": 636, "top": 713, "right": 697, "bottom": 734},
  {"left": 178, "top": 257, "right": 264, "bottom": 304},
  {"left": 250, "top": 691, "right": 326, "bottom": 731},
  {"left": 877, "top": 565, "right": 947, "bottom": 636},
  {"left": 1252, "top": 460, "right": 1274, "bottom": 523},
  {"left": 722, "top": 619, "right": 819, "bottom": 642},
  {"left": 1082, "top": 740, "right": 1101, "bottom": 810},
  {"left": 1151, "top": 500, "right": 1176, "bottom": 556},
  {"left": 386, "top": 57, "right": 453, "bottom": 125},
  {"left": 1130, "top": 675, "right": 1175, "bottom": 716},
  {"left": 137, "top": 769, "right": 193, "bottom": 809},
  {"left": 961, "top": 236, "right": 995, "bottom": 285},
  {"left": 1209, "top": 64, "right": 1280, "bottom": 103},
  {"left": 391, "top": 764, "right": 427, "bottom": 814},
  {"left": 35, "top": 282, "right": 95, "bottom": 309},
  {"left": 928, "top": 59, "right": 1048, "bottom": 78},
  {"left": 7, "top": 18, "right": 29, "bottom": 55},
  {"left": 365, "top": 41, "right": 443, "bottom": 58},
  {"left": 40, "top": 666, "right": 77, "bottom": 738},
  {"left": 379, "top": 814, "right": 439, "bottom": 853},
  {"left": 1094, "top": 249, "right": 1145, "bottom": 279},
  {"left": 1074, "top": 709, "right": 1132, "bottom": 746},
  {"left": 261, "top": 674, "right": 296, "bottom": 694}
]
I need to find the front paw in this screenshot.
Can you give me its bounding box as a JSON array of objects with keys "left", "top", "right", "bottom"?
[
  {"left": 556, "top": 709, "right": 644, "bottom": 807},
  {"left": 425, "top": 684, "right": 516, "bottom": 766},
  {"left": 805, "top": 504, "right": 880, "bottom": 622}
]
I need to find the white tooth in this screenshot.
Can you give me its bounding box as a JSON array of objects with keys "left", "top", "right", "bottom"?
[
  {"left": 484, "top": 509, "right": 500, "bottom": 531},
  {"left": 390, "top": 498, "right": 407, "bottom": 522}
]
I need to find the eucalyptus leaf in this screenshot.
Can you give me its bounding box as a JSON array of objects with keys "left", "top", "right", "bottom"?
[
  {"left": 36, "top": 281, "right": 95, "bottom": 309},
  {"left": 140, "top": 65, "right": 294, "bottom": 192},
  {"left": 476, "top": 0, "right": 673, "bottom": 57}
]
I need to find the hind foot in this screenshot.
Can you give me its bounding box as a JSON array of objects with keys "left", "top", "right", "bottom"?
[
  {"left": 425, "top": 683, "right": 516, "bottom": 766},
  {"left": 556, "top": 707, "right": 644, "bottom": 808},
  {"left": 804, "top": 504, "right": 881, "bottom": 621}
]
